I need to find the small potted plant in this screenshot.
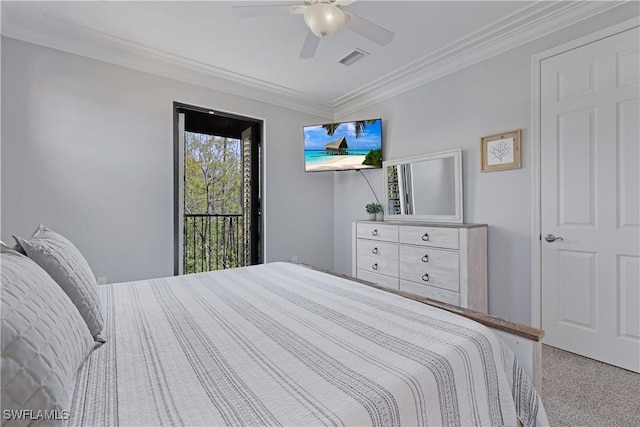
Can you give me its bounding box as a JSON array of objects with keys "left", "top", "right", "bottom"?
[{"left": 365, "top": 202, "right": 382, "bottom": 221}]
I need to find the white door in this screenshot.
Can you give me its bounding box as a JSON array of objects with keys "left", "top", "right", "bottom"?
[{"left": 541, "top": 27, "right": 639, "bottom": 372}]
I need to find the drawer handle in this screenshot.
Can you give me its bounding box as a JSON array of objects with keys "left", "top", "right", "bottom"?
[
  {"left": 421, "top": 255, "right": 429, "bottom": 263},
  {"left": 422, "top": 273, "right": 430, "bottom": 282},
  {"left": 422, "top": 233, "right": 430, "bottom": 242},
  {"left": 372, "top": 247, "right": 379, "bottom": 255},
  {"left": 372, "top": 229, "right": 379, "bottom": 236},
  {"left": 372, "top": 263, "right": 379, "bottom": 271}
]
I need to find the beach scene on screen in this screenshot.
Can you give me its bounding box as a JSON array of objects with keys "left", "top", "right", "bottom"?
[{"left": 304, "top": 119, "right": 382, "bottom": 172}]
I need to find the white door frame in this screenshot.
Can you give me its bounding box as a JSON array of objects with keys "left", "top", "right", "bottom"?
[{"left": 530, "top": 18, "right": 639, "bottom": 329}]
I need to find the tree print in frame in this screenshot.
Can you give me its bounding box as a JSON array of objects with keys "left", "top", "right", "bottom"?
[{"left": 480, "top": 129, "right": 521, "bottom": 172}]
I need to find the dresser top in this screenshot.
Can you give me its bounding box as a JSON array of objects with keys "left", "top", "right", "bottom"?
[{"left": 355, "top": 220, "right": 487, "bottom": 229}]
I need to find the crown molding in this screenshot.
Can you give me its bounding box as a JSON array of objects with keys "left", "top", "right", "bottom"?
[
  {"left": 1, "top": 4, "right": 334, "bottom": 119},
  {"left": 1, "top": 2, "right": 631, "bottom": 121},
  {"left": 331, "top": 1, "right": 630, "bottom": 118}
]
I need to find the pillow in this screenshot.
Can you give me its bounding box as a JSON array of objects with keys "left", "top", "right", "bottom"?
[
  {"left": 0, "top": 240, "right": 25, "bottom": 255},
  {"left": 1, "top": 244, "right": 94, "bottom": 424},
  {"left": 13, "top": 225, "right": 104, "bottom": 340}
]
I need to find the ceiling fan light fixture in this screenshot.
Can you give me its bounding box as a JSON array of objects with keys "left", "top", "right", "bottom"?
[{"left": 303, "top": 3, "right": 345, "bottom": 38}]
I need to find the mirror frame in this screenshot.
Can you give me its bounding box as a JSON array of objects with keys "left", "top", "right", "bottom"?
[{"left": 383, "top": 148, "right": 463, "bottom": 223}]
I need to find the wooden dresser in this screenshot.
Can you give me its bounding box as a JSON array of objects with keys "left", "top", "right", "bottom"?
[{"left": 352, "top": 221, "right": 488, "bottom": 313}]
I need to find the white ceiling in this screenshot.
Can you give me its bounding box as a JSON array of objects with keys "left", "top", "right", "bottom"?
[{"left": 1, "top": 1, "right": 630, "bottom": 118}]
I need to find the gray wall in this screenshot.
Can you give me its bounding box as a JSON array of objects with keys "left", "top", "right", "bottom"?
[
  {"left": 1, "top": 37, "right": 334, "bottom": 283},
  {"left": 332, "top": 8, "right": 637, "bottom": 325}
]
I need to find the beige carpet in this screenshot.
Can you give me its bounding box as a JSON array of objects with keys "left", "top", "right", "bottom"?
[{"left": 541, "top": 345, "right": 640, "bottom": 426}]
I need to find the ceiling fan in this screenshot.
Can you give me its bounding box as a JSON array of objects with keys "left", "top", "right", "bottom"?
[{"left": 231, "top": 0, "right": 395, "bottom": 59}]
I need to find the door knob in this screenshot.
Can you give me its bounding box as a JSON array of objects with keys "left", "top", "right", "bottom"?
[{"left": 545, "top": 234, "right": 564, "bottom": 243}]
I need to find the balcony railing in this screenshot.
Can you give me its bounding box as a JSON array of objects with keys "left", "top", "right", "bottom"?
[{"left": 184, "top": 213, "right": 244, "bottom": 274}]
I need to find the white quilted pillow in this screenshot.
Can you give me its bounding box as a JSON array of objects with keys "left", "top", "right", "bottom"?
[
  {"left": 1, "top": 245, "right": 94, "bottom": 425},
  {"left": 13, "top": 225, "right": 104, "bottom": 340}
]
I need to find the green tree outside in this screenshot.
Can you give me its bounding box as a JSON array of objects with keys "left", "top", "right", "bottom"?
[{"left": 184, "top": 132, "right": 244, "bottom": 273}]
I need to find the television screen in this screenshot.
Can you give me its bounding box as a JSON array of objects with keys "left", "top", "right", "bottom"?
[{"left": 303, "top": 118, "right": 382, "bottom": 172}]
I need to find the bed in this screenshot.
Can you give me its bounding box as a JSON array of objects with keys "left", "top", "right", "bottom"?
[{"left": 1, "top": 228, "right": 547, "bottom": 427}]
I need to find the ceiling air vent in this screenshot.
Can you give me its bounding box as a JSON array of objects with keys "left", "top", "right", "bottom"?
[{"left": 339, "top": 48, "right": 369, "bottom": 66}]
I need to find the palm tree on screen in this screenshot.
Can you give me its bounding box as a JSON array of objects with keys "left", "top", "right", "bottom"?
[{"left": 322, "top": 120, "right": 378, "bottom": 138}]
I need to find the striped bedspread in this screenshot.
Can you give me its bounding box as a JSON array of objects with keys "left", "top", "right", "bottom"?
[{"left": 70, "top": 262, "right": 547, "bottom": 426}]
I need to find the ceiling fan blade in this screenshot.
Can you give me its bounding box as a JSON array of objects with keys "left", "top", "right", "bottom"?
[
  {"left": 231, "top": 4, "right": 294, "bottom": 18},
  {"left": 344, "top": 11, "right": 395, "bottom": 46},
  {"left": 291, "top": 5, "right": 307, "bottom": 15},
  {"left": 299, "top": 30, "right": 320, "bottom": 59}
]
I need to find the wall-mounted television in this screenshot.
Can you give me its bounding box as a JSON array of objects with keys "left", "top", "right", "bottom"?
[{"left": 303, "top": 118, "right": 383, "bottom": 172}]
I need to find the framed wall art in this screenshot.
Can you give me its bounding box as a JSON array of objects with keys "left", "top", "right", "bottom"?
[{"left": 480, "top": 129, "right": 521, "bottom": 172}]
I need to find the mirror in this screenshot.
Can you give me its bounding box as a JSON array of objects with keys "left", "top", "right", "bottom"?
[{"left": 383, "top": 149, "right": 463, "bottom": 223}]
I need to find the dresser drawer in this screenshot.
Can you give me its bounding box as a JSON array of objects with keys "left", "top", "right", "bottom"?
[
  {"left": 357, "top": 254, "right": 398, "bottom": 277},
  {"left": 357, "top": 223, "right": 398, "bottom": 243},
  {"left": 357, "top": 269, "right": 399, "bottom": 290},
  {"left": 357, "top": 239, "right": 398, "bottom": 262},
  {"left": 400, "top": 280, "right": 460, "bottom": 306},
  {"left": 399, "top": 246, "right": 459, "bottom": 292},
  {"left": 353, "top": 220, "right": 487, "bottom": 312},
  {"left": 399, "top": 226, "right": 459, "bottom": 249}
]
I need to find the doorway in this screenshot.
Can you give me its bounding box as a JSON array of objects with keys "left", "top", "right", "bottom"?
[
  {"left": 533, "top": 23, "right": 639, "bottom": 372},
  {"left": 174, "top": 103, "right": 262, "bottom": 275}
]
